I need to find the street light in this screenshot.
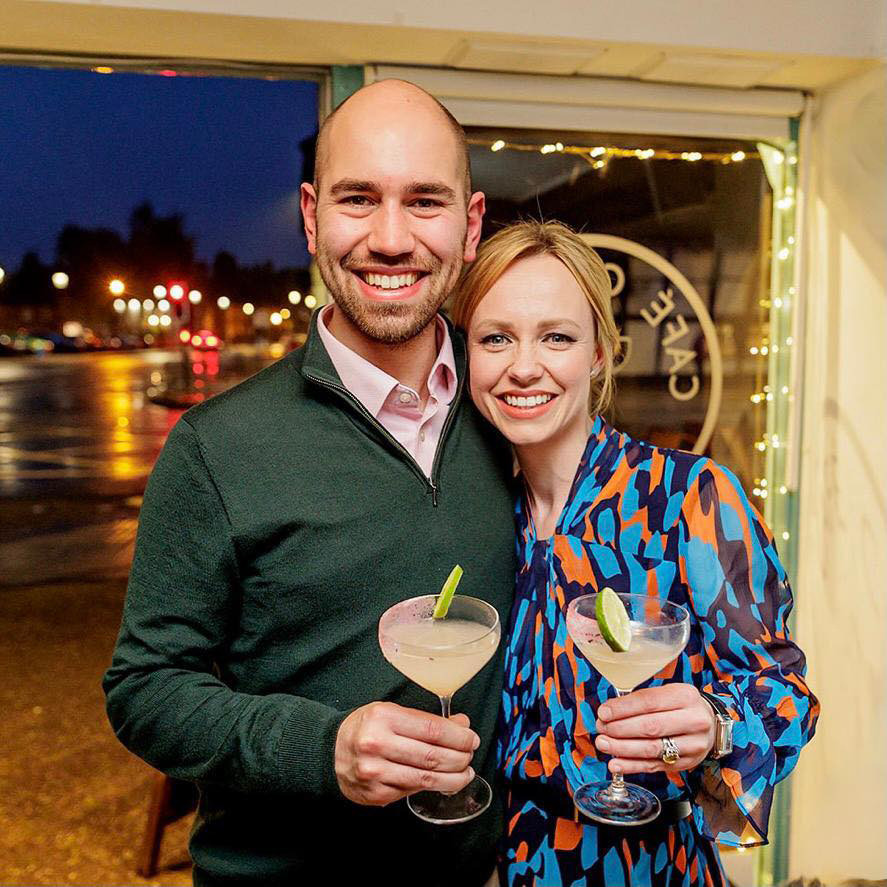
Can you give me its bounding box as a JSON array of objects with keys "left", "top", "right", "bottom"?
[
  {"left": 242, "top": 302, "right": 255, "bottom": 316},
  {"left": 110, "top": 279, "right": 125, "bottom": 295},
  {"left": 169, "top": 284, "right": 185, "bottom": 300},
  {"left": 270, "top": 312, "right": 282, "bottom": 326},
  {"left": 304, "top": 294, "right": 317, "bottom": 309},
  {"left": 113, "top": 299, "right": 126, "bottom": 313},
  {"left": 153, "top": 284, "right": 167, "bottom": 298},
  {"left": 288, "top": 290, "right": 301, "bottom": 305},
  {"left": 217, "top": 296, "right": 230, "bottom": 310},
  {"left": 157, "top": 299, "right": 171, "bottom": 313},
  {"left": 142, "top": 299, "right": 155, "bottom": 311},
  {"left": 127, "top": 298, "right": 140, "bottom": 312},
  {"left": 51, "top": 272, "right": 69, "bottom": 289}
]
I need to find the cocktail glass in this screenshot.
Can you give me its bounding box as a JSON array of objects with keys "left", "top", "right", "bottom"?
[
  {"left": 378, "top": 594, "right": 501, "bottom": 824},
  {"left": 565, "top": 592, "right": 690, "bottom": 825}
]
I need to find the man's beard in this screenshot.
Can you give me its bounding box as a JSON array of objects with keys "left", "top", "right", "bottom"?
[{"left": 314, "top": 244, "right": 464, "bottom": 346}]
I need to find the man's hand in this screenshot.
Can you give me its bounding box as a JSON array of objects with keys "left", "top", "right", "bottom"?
[
  {"left": 334, "top": 702, "right": 480, "bottom": 806},
  {"left": 594, "top": 684, "right": 716, "bottom": 774}
]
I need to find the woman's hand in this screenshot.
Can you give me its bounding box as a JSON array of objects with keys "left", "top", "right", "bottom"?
[{"left": 594, "top": 684, "right": 716, "bottom": 774}]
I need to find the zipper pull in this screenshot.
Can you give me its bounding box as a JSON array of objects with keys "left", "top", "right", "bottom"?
[{"left": 430, "top": 481, "right": 439, "bottom": 507}]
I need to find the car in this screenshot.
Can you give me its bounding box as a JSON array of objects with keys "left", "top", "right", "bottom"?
[{"left": 187, "top": 329, "right": 223, "bottom": 351}]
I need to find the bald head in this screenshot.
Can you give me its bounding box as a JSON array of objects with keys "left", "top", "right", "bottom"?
[{"left": 313, "top": 79, "right": 472, "bottom": 202}]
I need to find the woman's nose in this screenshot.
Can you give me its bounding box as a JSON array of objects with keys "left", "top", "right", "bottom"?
[
  {"left": 367, "top": 202, "right": 415, "bottom": 257},
  {"left": 508, "top": 348, "right": 543, "bottom": 384}
]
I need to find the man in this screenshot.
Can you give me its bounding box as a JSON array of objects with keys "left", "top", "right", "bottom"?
[{"left": 103, "top": 79, "right": 516, "bottom": 886}]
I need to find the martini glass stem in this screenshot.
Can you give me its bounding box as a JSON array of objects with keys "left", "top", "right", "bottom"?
[
  {"left": 439, "top": 694, "right": 452, "bottom": 719},
  {"left": 604, "top": 689, "right": 629, "bottom": 797}
]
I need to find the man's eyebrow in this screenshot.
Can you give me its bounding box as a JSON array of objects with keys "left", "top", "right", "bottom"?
[
  {"left": 329, "top": 179, "right": 379, "bottom": 196},
  {"left": 406, "top": 182, "right": 457, "bottom": 201}
]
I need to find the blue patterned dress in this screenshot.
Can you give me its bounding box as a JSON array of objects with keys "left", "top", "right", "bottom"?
[{"left": 498, "top": 417, "right": 819, "bottom": 887}]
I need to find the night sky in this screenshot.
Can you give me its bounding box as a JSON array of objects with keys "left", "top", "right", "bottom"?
[{"left": 0, "top": 66, "right": 318, "bottom": 271}]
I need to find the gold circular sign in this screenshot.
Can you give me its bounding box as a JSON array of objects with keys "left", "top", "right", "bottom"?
[{"left": 581, "top": 234, "right": 723, "bottom": 455}]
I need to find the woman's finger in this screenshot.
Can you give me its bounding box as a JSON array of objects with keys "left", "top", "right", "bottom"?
[
  {"left": 596, "top": 705, "right": 711, "bottom": 740},
  {"left": 595, "top": 732, "right": 710, "bottom": 763}
]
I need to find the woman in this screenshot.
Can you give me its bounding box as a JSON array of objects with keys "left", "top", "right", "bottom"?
[{"left": 452, "top": 221, "right": 819, "bottom": 887}]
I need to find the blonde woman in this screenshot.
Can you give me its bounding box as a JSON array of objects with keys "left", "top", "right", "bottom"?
[{"left": 452, "top": 221, "right": 818, "bottom": 887}]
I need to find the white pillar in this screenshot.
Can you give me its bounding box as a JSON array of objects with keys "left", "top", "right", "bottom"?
[{"left": 790, "top": 65, "right": 887, "bottom": 881}]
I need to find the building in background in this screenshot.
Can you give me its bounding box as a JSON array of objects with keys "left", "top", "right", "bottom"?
[{"left": 2, "top": 1, "right": 884, "bottom": 883}]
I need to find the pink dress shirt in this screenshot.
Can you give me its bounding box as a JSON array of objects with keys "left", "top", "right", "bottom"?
[{"left": 316, "top": 306, "right": 458, "bottom": 478}]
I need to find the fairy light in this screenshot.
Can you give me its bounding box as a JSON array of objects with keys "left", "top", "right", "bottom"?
[{"left": 469, "top": 137, "right": 759, "bottom": 165}]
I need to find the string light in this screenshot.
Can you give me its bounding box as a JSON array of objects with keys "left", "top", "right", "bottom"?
[{"left": 473, "top": 137, "right": 759, "bottom": 165}]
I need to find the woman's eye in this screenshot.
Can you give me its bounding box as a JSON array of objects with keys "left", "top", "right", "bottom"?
[
  {"left": 544, "top": 333, "right": 575, "bottom": 345},
  {"left": 480, "top": 333, "right": 509, "bottom": 347}
]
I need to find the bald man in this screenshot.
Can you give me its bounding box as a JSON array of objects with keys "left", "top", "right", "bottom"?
[{"left": 104, "top": 80, "right": 516, "bottom": 886}]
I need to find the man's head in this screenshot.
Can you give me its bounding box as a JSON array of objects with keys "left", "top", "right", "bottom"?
[{"left": 301, "top": 79, "right": 485, "bottom": 346}]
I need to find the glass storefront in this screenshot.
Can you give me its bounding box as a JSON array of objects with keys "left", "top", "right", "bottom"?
[{"left": 467, "top": 126, "right": 777, "bottom": 496}]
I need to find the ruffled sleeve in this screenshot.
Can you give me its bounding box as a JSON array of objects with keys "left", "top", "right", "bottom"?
[{"left": 677, "top": 460, "right": 820, "bottom": 846}]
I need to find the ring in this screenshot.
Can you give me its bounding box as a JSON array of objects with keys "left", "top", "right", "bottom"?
[{"left": 660, "top": 736, "right": 680, "bottom": 765}]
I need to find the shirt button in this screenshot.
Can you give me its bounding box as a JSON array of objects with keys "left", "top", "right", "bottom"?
[
  {"left": 398, "top": 391, "right": 412, "bottom": 404},
  {"left": 419, "top": 431, "right": 426, "bottom": 442}
]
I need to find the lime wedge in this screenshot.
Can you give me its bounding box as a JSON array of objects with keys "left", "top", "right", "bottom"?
[
  {"left": 432, "top": 565, "right": 464, "bottom": 619},
  {"left": 596, "top": 587, "right": 631, "bottom": 652}
]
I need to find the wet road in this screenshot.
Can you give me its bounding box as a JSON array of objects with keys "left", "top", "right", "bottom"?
[{"left": 0, "top": 349, "right": 270, "bottom": 585}]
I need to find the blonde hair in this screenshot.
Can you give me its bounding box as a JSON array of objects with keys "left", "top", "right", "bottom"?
[{"left": 451, "top": 220, "right": 621, "bottom": 416}]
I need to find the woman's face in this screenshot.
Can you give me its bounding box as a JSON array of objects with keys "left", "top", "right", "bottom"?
[{"left": 466, "top": 253, "right": 600, "bottom": 449}]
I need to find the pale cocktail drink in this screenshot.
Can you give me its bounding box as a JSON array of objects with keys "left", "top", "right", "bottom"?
[
  {"left": 568, "top": 625, "right": 686, "bottom": 692},
  {"left": 378, "top": 593, "right": 501, "bottom": 824},
  {"left": 565, "top": 591, "right": 690, "bottom": 825},
  {"left": 384, "top": 618, "right": 499, "bottom": 697}
]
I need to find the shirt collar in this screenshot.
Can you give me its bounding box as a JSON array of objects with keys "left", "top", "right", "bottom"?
[{"left": 316, "top": 305, "right": 457, "bottom": 418}]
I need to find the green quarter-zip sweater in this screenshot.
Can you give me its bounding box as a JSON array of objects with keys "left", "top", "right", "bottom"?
[{"left": 103, "top": 312, "right": 517, "bottom": 886}]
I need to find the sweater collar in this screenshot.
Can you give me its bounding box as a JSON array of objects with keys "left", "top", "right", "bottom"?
[{"left": 298, "top": 306, "right": 467, "bottom": 389}]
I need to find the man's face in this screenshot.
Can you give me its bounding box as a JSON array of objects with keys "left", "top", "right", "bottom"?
[{"left": 301, "top": 91, "right": 484, "bottom": 345}]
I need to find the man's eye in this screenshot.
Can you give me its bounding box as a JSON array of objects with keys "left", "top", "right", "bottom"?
[
  {"left": 480, "top": 333, "right": 509, "bottom": 347},
  {"left": 412, "top": 198, "right": 442, "bottom": 209},
  {"left": 342, "top": 195, "right": 372, "bottom": 206}
]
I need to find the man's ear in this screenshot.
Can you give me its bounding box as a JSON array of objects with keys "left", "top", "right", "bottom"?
[
  {"left": 300, "top": 182, "right": 319, "bottom": 255},
  {"left": 462, "top": 191, "right": 486, "bottom": 263}
]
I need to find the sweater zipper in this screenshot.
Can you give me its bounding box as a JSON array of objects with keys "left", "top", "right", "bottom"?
[
  {"left": 304, "top": 372, "right": 442, "bottom": 505},
  {"left": 428, "top": 369, "right": 465, "bottom": 507}
]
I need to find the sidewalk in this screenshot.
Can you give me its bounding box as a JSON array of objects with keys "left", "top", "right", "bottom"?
[{"left": 0, "top": 577, "right": 191, "bottom": 886}]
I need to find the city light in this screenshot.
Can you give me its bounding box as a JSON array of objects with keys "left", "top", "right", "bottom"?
[
  {"left": 304, "top": 294, "right": 317, "bottom": 309},
  {"left": 142, "top": 299, "right": 155, "bottom": 311},
  {"left": 169, "top": 284, "right": 185, "bottom": 300},
  {"left": 188, "top": 289, "right": 202, "bottom": 304},
  {"left": 242, "top": 302, "right": 255, "bottom": 316},
  {"left": 51, "top": 272, "right": 70, "bottom": 289},
  {"left": 270, "top": 312, "right": 282, "bottom": 326},
  {"left": 217, "top": 296, "right": 230, "bottom": 310},
  {"left": 0, "top": 267, "right": 5, "bottom": 284},
  {"left": 288, "top": 290, "right": 301, "bottom": 305},
  {"left": 157, "top": 299, "right": 170, "bottom": 313},
  {"left": 160, "top": 315, "right": 172, "bottom": 328},
  {"left": 179, "top": 330, "right": 191, "bottom": 343},
  {"left": 280, "top": 308, "right": 291, "bottom": 319},
  {"left": 127, "top": 298, "right": 140, "bottom": 312},
  {"left": 147, "top": 314, "right": 160, "bottom": 327},
  {"left": 113, "top": 299, "right": 126, "bottom": 313},
  {"left": 153, "top": 284, "right": 167, "bottom": 298},
  {"left": 110, "top": 279, "right": 126, "bottom": 295}
]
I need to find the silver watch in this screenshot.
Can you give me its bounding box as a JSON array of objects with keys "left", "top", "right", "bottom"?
[{"left": 701, "top": 692, "right": 734, "bottom": 759}]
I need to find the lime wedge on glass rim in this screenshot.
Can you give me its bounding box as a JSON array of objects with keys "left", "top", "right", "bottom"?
[
  {"left": 595, "top": 587, "right": 631, "bottom": 652},
  {"left": 432, "top": 565, "right": 464, "bottom": 619}
]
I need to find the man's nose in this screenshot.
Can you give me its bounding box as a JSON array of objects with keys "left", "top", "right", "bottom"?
[
  {"left": 508, "top": 346, "right": 544, "bottom": 385},
  {"left": 367, "top": 202, "right": 415, "bottom": 256}
]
